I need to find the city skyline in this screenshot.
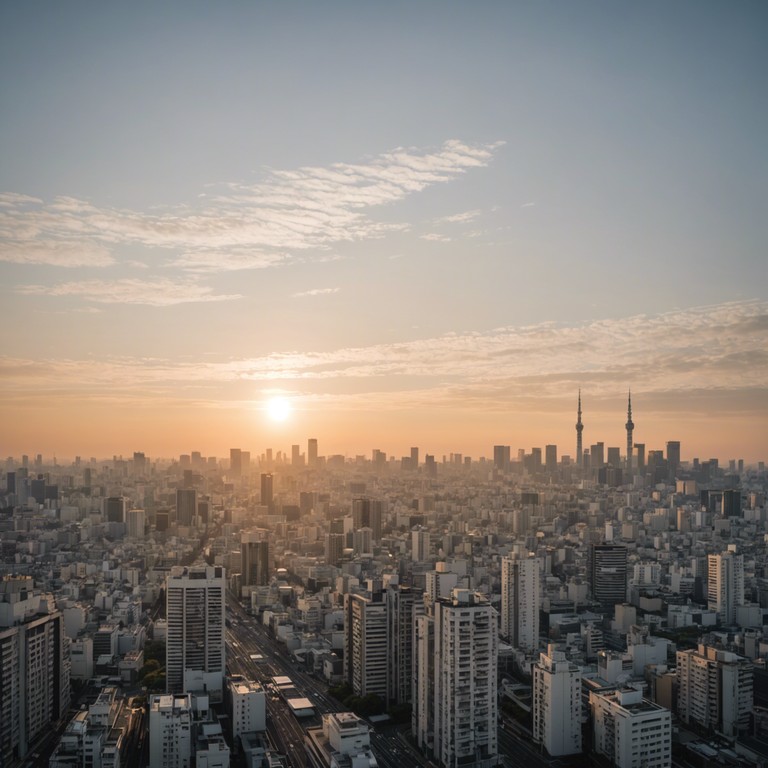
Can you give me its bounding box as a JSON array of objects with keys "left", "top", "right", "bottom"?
[{"left": 2, "top": 2, "right": 766, "bottom": 462}]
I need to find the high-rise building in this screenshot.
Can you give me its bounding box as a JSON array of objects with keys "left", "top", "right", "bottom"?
[
  {"left": 260, "top": 473, "right": 273, "bottom": 507},
  {"left": 228, "top": 676, "right": 266, "bottom": 741},
  {"left": 625, "top": 391, "right": 634, "bottom": 473},
  {"left": 165, "top": 565, "right": 225, "bottom": 702},
  {"left": 666, "top": 441, "right": 681, "bottom": 479},
  {"left": 386, "top": 584, "right": 424, "bottom": 706},
  {"left": 127, "top": 508, "right": 146, "bottom": 539},
  {"left": 500, "top": 553, "right": 540, "bottom": 651},
  {"left": 241, "top": 533, "right": 270, "bottom": 588},
  {"left": 149, "top": 693, "right": 193, "bottom": 768},
  {"left": 343, "top": 592, "right": 388, "bottom": 701},
  {"left": 291, "top": 444, "right": 302, "bottom": 467},
  {"left": 532, "top": 645, "right": 581, "bottom": 757},
  {"left": 493, "top": 445, "right": 510, "bottom": 472},
  {"left": 707, "top": 551, "right": 744, "bottom": 625},
  {"left": 588, "top": 543, "right": 628, "bottom": 611},
  {"left": 677, "top": 644, "right": 752, "bottom": 737},
  {"left": 325, "top": 533, "right": 345, "bottom": 567},
  {"left": 176, "top": 489, "right": 197, "bottom": 527},
  {"left": 412, "top": 527, "right": 431, "bottom": 563},
  {"left": 575, "top": 390, "right": 584, "bottom": 467},
  {"left": 590, "top": 687, "right": 671, "bottom": 768},
  {"left": 410, "top": 447, "right": 419, "bottom": 470},
  {"left": 105, "top": 496, "right": 125, "bottom": 524},
  {"left": 0, "top": 576, "right": 70, "bottom": 764},
  {"left": 414, "top": 590, "right": 497, "bottom": 768},
  {"left": 229, "top": 448, "right": 242, "bottom": 477},
  {"left": 545, "top": 445, "right": 557, "bottom": 472},
  {"left": 307, "top": 438, "right": 318, "bottom": 468}
]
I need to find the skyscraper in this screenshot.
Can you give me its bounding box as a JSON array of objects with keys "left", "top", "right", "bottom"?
[
  {"left": 666, "top": 440, "right": 681, "bottom": 479},
  {"left": 229, "top": 448, "right": 242, "bottom": 477},
  {"left": 307, "top": 438, "right": 318, "bottom": 468},
  {"left": 175, "top": 489, "right": 196, "bottom": 527},
  {"left": 165, "top": 565, "right": 226, "bottom": 702},
  {"left": 575, "top": 390, "right": 584, "bottom": 468},
  {"left": 386, "top": 584, "right": 424, "bottom": 706},
  {"left": 625, "top": 390, "right": 634, "bottom": 473},
  {"left": 545, "top": 444, "right": 557, "bottom": 472},
  {"left": 414, "top": 590, "right": 497, "bottom": 768},
  {"left": 532, "top": 645, "right": 582, "bottom": 757},
  {"left": 241, "top": 533, "right": 270, "bottom": 588},
  {"left": 588, "top": 543, "right": 628, "bottom": 611},
  {"left": 260, "top": 473, "right": 273, "bottom": 507},
  {"left": 500, "top": 553, "right": 540, "bottom": 651}
]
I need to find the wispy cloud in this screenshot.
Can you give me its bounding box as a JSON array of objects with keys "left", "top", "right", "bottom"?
[
  {"left": 16, "top": 278, "right": 241, "bottom": 306},
  {"left": 292, "top": 287, "right": 340, "bottom": 298},
  {"left": 3, "top": 301, "right": 766, "bottom": 417},
  {"left": 435, "top": 209, "right": 482, "bottom": 224},
  {"left": 0, "top": 140, "right": 503, "bottom": 274},
  {"left": 420, "top": 233, "right": 452, "bottom": 242}
]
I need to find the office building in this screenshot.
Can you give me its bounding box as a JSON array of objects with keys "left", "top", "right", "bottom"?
[
  {"left": 590, "top": 687, "right": 671, "bottom": 768},
  {"left": 325, "top": 533, "right": 344, "bottom": 568},
  {"left": 707, "top": 551, "right": 744, "bottom": 625},
  {"left": 105, "top": 496, "right": 125, "bottom": 524},
  {"left": 676, "top": 644, "right": 752, "bottom": 737},
  {"left": 666, "top": 441, "right": 681, "bottom": 479},
  {"left": 260, "top": 474, "right": 273, "bottom": 507},
  {"left": 414, "top": 590, "right": 497, "bottom": 768},
  {"left": 229, "top": 449, "right": 242, "bottom": 477},
  {"left": 0, "top": 576, "right": 70, "bottom": 765},
  {"left": 308, "top": 438, "right": 318, "bottom": 468},
  {"left": 532, "top": 645, "right": 581, "bottom": 757},
  {"left": 545, "top": 445, "right": 557, "bottom": 472},
  {"left": 500, "top": 553, "right": 540, "bottom": 651},
  {"left": 241, "top": 534, "right": 270, "bottom": 588},
  {"left": 166, "top": 565, "right": 226, "bottom": 702},
  {"left": 176, "top": 489, "right": 197, "bottom": 527},
  {"left": 493, "top": 445, "right": 510, "bottom": 472},
  {"left": 588, "top": 543, "right": 628, "bottom": 611}
]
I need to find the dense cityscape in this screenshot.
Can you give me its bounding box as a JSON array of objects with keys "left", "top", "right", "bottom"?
[{"left": 2, "top": 395, "right": 767, "bottom": 768}]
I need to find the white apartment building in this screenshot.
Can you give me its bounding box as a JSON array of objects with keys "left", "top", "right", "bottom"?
[
  {"left": 590, "top": 687, "right": 671, "bottom": 768},
  {"left": 228, "top": 676, "right": 266, "bottom": 743},
  {"left": 414, "top": 589, "right": 497, "bottom": 768},
  {"left": 677, "top": 644, "right": 753, "bottom": 737},
  {"left": 500, "top": 553, "right": 540, "bottom": 651},
  {"left": 149, "top": 694, "right": 193, "bottom": 768},
  {"left": 0, "top": 576, "right": 70, "bottom": 765},
  {"left": 707, "top": 552, "right": 744, "bottom": 625},
  {"left": 165, "top": 565, "right": 226, "bottom": 703},
  {"left": 343, "top": 591, "right": 388, "bottom": 700},
  {"left": 532, "top": 645, "right": 581, "bottom": 757}
]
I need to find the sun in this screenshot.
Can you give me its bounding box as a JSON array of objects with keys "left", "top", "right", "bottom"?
[{"left": 266, "top": 396, "right": 292, "bottom": 422}]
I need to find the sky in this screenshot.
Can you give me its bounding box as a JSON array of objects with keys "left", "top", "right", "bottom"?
[{"left": 1, "top": 1, "right": 767, "bottom": 464}]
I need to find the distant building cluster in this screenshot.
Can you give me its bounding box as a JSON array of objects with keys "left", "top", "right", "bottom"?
[{"left": 1, "top": 407, "right": 767, "bottom": 768}]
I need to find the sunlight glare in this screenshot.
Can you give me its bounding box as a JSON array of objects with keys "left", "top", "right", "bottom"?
[{"left": 266, "top": 396, "right": 292, "bottom": 422}]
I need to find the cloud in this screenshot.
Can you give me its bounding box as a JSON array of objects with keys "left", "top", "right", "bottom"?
[
  {"left": 2, "top": 301, "right": 765, "bottom": 419},
  {"left": 16, "top": 278, "right": 241, "bottom": 306},
  {"left": 0, "top": 240, "right": 114, "bottom": 268},
  {"left": 420, "top": 233, "right": 452, "bottom": 242},
  {"left": 0, "top": 140, "right": 502, "bottom": 273},
  {"left": 521, "top": 201, "right": 536, "bottom": 208},
  {"left": 292, "top": 287, "right": 340, "bottom": 298},
  {"left": 435, "top": 209, "right": 482, "bottom": 224}
]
